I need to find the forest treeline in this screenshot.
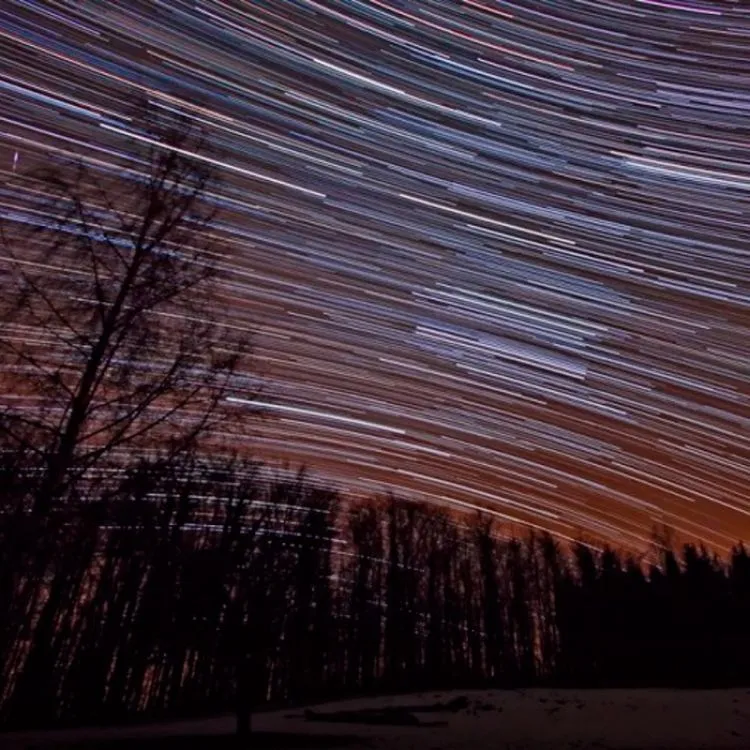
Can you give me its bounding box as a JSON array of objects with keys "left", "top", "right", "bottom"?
[{"left": 1, "top": 452, "right": 749, "bottom": 731}]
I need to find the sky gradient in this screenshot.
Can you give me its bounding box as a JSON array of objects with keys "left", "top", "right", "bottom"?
[{"left": 1, "top": 0, "right": 750, "bottom": 553}]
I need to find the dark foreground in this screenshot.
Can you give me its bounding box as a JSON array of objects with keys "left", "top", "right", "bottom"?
[
  {"left": 18, "top": 733, "right": 368, "bottom": 749},
  {"left": 6, "top": 688, "right": 750, "bottom": 750}
]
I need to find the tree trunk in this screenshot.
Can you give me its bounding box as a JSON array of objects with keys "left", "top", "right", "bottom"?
[
  {"left": 236, "top": 654, "right": 252, "bottom": 740},
  {"left": 236, "top": 704, "right": 251, "bottom": 741}
]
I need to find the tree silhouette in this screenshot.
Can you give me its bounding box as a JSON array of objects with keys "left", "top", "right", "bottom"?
[
  {"left": 0, "top": 102, "right": 251, "bottom": 518},
  {"left": 0, "top": 104, "right": 261, "bottom": 732},
  {"left": 344, "top": 500, "right": 384, "bottom": 692}
]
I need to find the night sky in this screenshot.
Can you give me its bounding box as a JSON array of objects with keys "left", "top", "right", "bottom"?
[{"left": 2, "top": 0, "right": 750, "bottom": 553}]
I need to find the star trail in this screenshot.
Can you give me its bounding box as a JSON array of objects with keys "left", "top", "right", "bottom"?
[{"left": 1, "top": 0, "right": 750, "bottom": 553}]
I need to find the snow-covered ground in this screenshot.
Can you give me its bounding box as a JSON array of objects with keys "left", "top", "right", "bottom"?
[{"left": 5, "top": 687, "right": 750, "bottom": 749}]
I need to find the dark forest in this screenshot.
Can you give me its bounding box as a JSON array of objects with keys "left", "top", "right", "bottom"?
[{"left": 1, "top": 455, "right": 748, "bottom": 731}]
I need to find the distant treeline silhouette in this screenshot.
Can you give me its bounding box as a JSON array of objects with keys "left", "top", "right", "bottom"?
[{"left": 1, "top": 452, "right": 749, "bottom": 731}]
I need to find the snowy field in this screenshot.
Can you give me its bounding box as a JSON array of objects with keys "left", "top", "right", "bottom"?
[{"left": 5, "top": 687, "right": 750, "bottom": 749}]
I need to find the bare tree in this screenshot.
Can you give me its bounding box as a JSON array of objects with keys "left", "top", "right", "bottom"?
[{"left": 0, "top": 103, "right": 252, "bottom": 515}]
